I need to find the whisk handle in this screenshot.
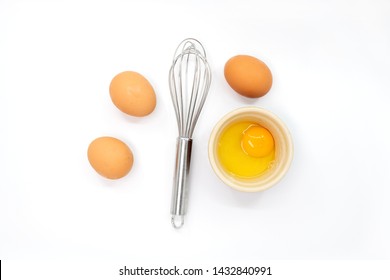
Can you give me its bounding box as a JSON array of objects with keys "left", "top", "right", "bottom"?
[{"left": 171, "top": 137, "right": 192, "bottom": 228}]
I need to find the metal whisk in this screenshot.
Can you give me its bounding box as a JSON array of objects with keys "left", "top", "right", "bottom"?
[{"left": 169, "top": 38, "right": 212, "bottom": 228}]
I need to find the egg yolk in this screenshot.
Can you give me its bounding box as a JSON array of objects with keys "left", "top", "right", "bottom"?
[
  {"left": 241, "top": 125, "right": 274, "bottom": 157},
  {"left": 217, "top": 121, "right": 275, "bottom": 178}
]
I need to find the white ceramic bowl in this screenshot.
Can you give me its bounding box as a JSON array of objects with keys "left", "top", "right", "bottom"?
[{"left": 208, "top": 107, "right": 293, "bottom": 192}]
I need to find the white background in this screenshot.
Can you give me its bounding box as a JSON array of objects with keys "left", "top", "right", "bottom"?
[{"left": 1, "top": 0, "right": 390, "bottom": 261}]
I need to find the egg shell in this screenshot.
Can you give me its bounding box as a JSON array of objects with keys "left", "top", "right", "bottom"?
[
  {"left": 224, "top": 55, "right": 273, "bottom": 98},
  {"left": 87, "top": 136, "right": 134, "bottom": 180},
  {"left": 109, "top": 71, "right": 156, "bottom": 117}
]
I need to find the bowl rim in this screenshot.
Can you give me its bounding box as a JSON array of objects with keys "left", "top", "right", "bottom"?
[{"left": 208, "top": 106, "right": 293, "bottom": 192}]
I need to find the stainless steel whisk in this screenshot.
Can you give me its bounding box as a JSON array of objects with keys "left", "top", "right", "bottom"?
[{"left": 169, "top": 38, "right": 212, "bottom": 228}]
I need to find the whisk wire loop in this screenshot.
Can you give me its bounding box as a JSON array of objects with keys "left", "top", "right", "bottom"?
[{"left": 169, "top": 39, "right": 211, "bottom": 138}]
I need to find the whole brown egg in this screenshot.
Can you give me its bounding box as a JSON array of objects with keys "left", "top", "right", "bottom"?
[
  {"left": 224, "top": 55, "right": 273, "bottom": 98},
  {"left": 87, "top": 136, "right": 134, "bottom": 179},
  {"left": 110, "top": 71, "right": 156, "bottom": 117}
]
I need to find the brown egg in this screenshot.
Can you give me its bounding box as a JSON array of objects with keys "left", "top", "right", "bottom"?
[
  {"left": 109, "top": 71, "right": 156, "bottom": 117},
  {"left": 87, "top": 136, "right": 134, "bottom": 179},
  {"left": 224, "top": 55, "right": 273, "bottom": 98}
]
